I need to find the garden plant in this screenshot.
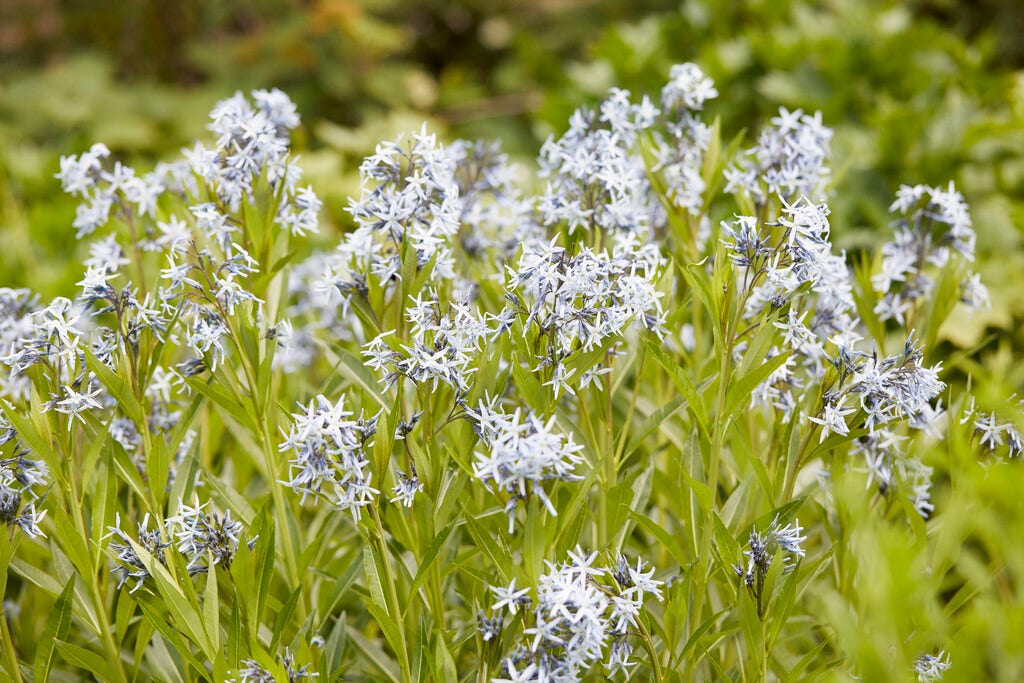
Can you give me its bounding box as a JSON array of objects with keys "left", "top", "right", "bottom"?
[{"left": 0, "top": 60, "right": 1020, "bottom": 682}]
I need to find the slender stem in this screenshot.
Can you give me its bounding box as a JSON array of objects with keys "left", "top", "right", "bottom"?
[
  {"left": 686, "top": 274, "right": 738, "bottom": 675},
  {"left": 64, "top": 431, "right": 129, "bottom": 683},
  {"left": 0, "top": 601, "right": 22, "bottom": 683},
  {"left": 781, "top": 423, "right": 819, "bottom": 502},
  {"left": 120, "top": 205, "right": 148, "bottom": 299},
  {"left": 370, "top": 506, "right": 412, "bottom": 683},
  {"left": 636, "top": 617, "right": 665, "bottom": 683},
  {"left": 600, "top": 358, "right": 616, "bottom": 546}
]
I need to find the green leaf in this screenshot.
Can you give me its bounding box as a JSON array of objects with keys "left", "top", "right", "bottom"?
[
  {"left": 640, "top": 334, "right": 711, "bottom": 442},
  {"left": 346, "top": 626, "right": 401, "bottom": 683},
  {"left": 135, "top": 598, "right": 208, "bottom": 675},
  {"left": 10, "top": 557, "right": 63, "bottom": 597},
  {"left": 462, "top": 509, "right": 513, "bottom": 583},
  {"left": 680, "top": 465, "right": 713, "bottom": 513},
  {"left": 408, "top": 518, "right": 460, "bottom": 599},
  {"left": 203, "top": 472, "right": 256, "bottom": 527},
  {"left": 127, "top": 536, "right": 214, "bottom": 662},
  {"left": 624, "top": 394, "right": 687, "bottom": 459},
  {"left": 115, "top": 590, "right": 135, "bottom": 646},
  {"left": 523, "top": 497, "right": 547, "bottom": 586},
  {"left": 84, "top": 346, "right": 145, "bottom": 426},
  {"left": 432, "top": 635, "right": 458, "bottom": 683},
  {"left": 322, "top": 551, "right": 363, "bottom": 621},
  {"left": 51, "top": 507, "right": 94, "bottom": 589},
  {"left": 54, "top": 641, "right": 120, "bottom": 682},
  {"left": 628, "top": 510, "right": 689, "bottom": 569},
  {"left": 725, "top": 352, "right": 791, "bottom": 421},
  {"left": 680, "top": 260, "right": 725, "bottom": 351},
  {"left": 203, "top": 568, "right": 220, "bottom": 655},
  {"left": 511, "top": 361, "right": 547, "bottom": 415},
  {"left": 322, "top": 613, "right": 348, "bottom": 680},
  {"left": 270, "top": 586, "right": 302, "bottom": 652},
  {"left": 254, "top": 514, "right": 277, "bottom": 621},
  {"left": 0, "top": 402, "right": 58, "bottom": 483},
  {"left": 319, "top": 342, "right": 389, "bottom": 410},
  {"left": 185, "top": 377, "right": 254, "bottom": 433},
  {"left": 737, "top": 587, "right": 766, "bottom": 680},
  {"left": 34, "top": 576, "right": 75, "bottom": 682},
  {"left": 712, "top": 513, "right": 740, "bottom": 565}
]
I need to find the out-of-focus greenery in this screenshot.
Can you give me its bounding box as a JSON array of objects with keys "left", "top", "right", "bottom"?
[
  {"left": 0, "top": 0, "right": 673, "bottom": 292},
  {"left": 3, "top": 0, "right": 1022, "bottom": 304}
]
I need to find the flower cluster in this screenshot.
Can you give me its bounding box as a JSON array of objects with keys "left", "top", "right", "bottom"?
[
  {"left": 188, "top": 87, "right": 310, "bottom": 221},
  {"left": 339, "top": 126, "right": 462, "bottom": 293},
  {"left": 56, "top": 142, "right": 164, "bottom": 238},
  {"left": 236, "top": 647, "right": 318, "bottom": 683},
  {"left": 874, "top": 182, "right": 986, "bottom": 324},
  {"left": 724, "top": 194, "right": 861, "bottom": 427},
  {"left": 4, "top": 58, "right": 1004, "bottom": 681},
  {"left": 505, "top": 233, "right": 665, "bottom": 397},
  {"left": 104, "top": 498, "right": 248, "bottom": 590},
  {"left": 0, "top": 89, "right": 312, "bottom": 480},
  {"left": 733, "top": 516, "right": 807, "bottom": 591},
  {"left": 279, "top": 394, "right": 379, "bottom": 516},
  {"left": 0, "top": 415, "right": 48, "bottom": 538},
  {"left": 725, "top": 107, "right": 833, "bottom": 203},
  {"left": 914, "top": 650, "right": 951, "bottom": 682},
  {"left": 468, "top": 397, "right": 584, "bottom": 532},
  {"left": 363, "top": 292, "right": 491, "bottom": 394},
  {"left": 449, "top": 139, "right": 538, "bottom": 257},
  {"left": 537, "top": 91, "right": 661, "bottom": 236},
  {"left": 166, "top": 499, "right": 245, "bottom": 572},
  {"left": 653, "top": 62, "right": 718, "bottom": 216},
  {"left": 720, "top": 125, "right": 953, "bottom": 520},
  {"left": 2, "top": 295, "right": 87, "bottom": 399},
  {"left": 961, "top": 397, "right": 1023, "bottom": 459},
  {"left": 537, "top": 63, "right": 718, "bottom": 236},
  {"left": 103, "top": 513, "right": 170, "bottom": 591},
  {"left": 488, "top": 549, "right": 664, "bottom": 681}
]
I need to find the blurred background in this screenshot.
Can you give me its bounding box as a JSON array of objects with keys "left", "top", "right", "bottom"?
[{"left": 0, "top": 0, "right": 1022, "bottom": 388}]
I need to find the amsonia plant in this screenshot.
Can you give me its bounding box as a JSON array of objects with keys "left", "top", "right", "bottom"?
[{"left": 0, "top": 66, "right": 1017, "bottom": 682}]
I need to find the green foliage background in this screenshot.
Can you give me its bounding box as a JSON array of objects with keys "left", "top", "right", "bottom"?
[
  {"left": 3, "top": 0, "right": 1023, "bottom": 341},
  {"left": 2, "top": 1, "right": 1024, "bottom": 681}
]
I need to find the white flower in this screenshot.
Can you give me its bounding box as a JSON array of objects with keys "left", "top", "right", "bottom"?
[
  {"left": 490, "top": 578, "right": 532, "bottom": 615},
  {"left": 55, "top": 142, "right": 110, "bottom": 197},
  {"left": 187, "top": 312, "right": 229, "bottom": 371},
  {"left": 974, "top": 412, "right": 1005, "bottom": 451},
  {"left": 167, "top": 499, "right": 243, "bottom": 572},
  {"left": 662, "top": 62, "right": 718, "bottom": 111},
  {"left": 389, "top": 471, "right": 423, "bottom": 508},
  {"left": 50, "top": 384, "right": 104, "bottom": 429},
  {"left": 726, "top": 107, "right": 832, "bottom": 202},
  {"left": 468, "top": 398, "right": 583, "bottom": 532},
  {"left": 914, "top": 651, "right": 951, "bottom": 682},
  {"left": 877, "top": 182, "right": 982, "bottom": 322},
  {"left": 489, "top": 551, "right": 663, "bottom": 681},
  {"left": 808, "top": 397, "right": 856, "bottom": 442},
  {"left": 279, "top": 394, "right": 379, "bottom": 516}
]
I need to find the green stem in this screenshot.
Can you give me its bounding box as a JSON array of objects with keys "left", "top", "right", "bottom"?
[
  {"left": 599, "top": 361, "right": 616, "bottom": 547},
  {"left": 781, "top": 424, "right": 819, "bottom": 503},
  {"left": 686, "top": 278, "right": 738, "bottom": 675},
  {"left": 0, "top": 600, "right": 22, "bottom": 683},
  {"left": 636, "top": 617, "right": 665, "bottom": 683},
  {"left": 370, "top": 506, "right": 412, "bottom": 683},
  {"left": 65, "top": 433, "right": 129, "bottom": 683}
]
